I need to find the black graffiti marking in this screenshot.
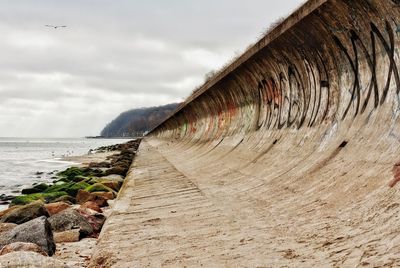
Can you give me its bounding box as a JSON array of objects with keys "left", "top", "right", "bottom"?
[
  {"left": 334, "top": 21, "right": 400, "bottom": 120},
  {"left": 254, "top": 51, "right": 331, "bottom": 131},
  {"left": 333, "top": 34, "right": 361, "bottom": 120},
  {"left": 371, "top": 22, "right": 400, "bottom": 104}
]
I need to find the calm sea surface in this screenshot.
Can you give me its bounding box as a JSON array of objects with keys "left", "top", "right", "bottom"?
[{"left": 0, "top": 137, "right": 131, "bottom": 210}]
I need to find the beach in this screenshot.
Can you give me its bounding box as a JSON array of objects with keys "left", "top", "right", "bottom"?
[{"left": 0, "top": 138, "right": 141, "bottom": 267}]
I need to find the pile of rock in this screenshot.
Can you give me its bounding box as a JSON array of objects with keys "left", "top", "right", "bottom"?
[
  {"left": 94, "top": 139, "right": 141, "bottom": 153},
  {"left": 0, "top": 139, "right": 141, "bottom": 266}
]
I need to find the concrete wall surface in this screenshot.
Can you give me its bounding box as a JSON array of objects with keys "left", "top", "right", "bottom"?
[{"left": 92, "top": 0, "right": 400, "bottom": 266}]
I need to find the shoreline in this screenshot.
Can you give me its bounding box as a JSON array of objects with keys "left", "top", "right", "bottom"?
[{"left": 0, "top": 139, "right": 141, "bottom": 267}]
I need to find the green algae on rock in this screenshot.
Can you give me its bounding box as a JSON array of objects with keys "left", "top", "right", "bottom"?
[{"left": 11, "top": 192, "right": 68, "bottom": 206}]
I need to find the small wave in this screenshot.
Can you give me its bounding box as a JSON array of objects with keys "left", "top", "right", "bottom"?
[{"left": 39, "top": 158, "right": 79, "bottom": 165}]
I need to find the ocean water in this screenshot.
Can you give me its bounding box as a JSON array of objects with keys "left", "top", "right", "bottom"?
[{"left": 0, "top": 137, "right": 131, "bottom": 210}]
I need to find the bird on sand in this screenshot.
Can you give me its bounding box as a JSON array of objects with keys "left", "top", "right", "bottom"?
[{"left": 45, "top": 25, "right": 67, "bottom": 29}]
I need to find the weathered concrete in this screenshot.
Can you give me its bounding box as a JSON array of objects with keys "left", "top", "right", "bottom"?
[{"left": 92, "top": 0, "right": 400, "bottom": 266}]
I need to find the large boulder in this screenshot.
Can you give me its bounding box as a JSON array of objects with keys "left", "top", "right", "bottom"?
[
  {"left": 0, "top": 242, "right": 48, "bottom": 256},
  {"left": 77, "top": 207, "right": 106, "bottom": 233},
  {"left": 0, "top": 206, "right": 21, "bottom": 218},
  {"left": 0, "top": 216, "right": 56, "bottom": 256},
  {"left": 81, "top": 201, "right": 102, "bottom": 213},
  {"left": 92, "top": 191, "right": 114, "bottom": 200},
  {"left": 76, "top": 189, "right": 109, "bottom": 207},
  {"left": 85, "top": 183, "right": 116, "bottom": 195},
  {"left": 44, "top": 202, "right": 71, "bottom": 216},
  {"left": 0, "top": 251, "right": 67, "bottom": 267},
  {"left": 98, "top": 180, "right": 122, "bottom": 191},
  {"left": 21, "top": 183, "right": 49, "bottom": 194},
  {"left": 0, "top": 200, "right": 49, "bottom": 224},
  {"left": 48, "top": 208, "right": 93, "bottom": 237},
  {"left": 104, "top": 166, "right": 127, "bottom": 176}
]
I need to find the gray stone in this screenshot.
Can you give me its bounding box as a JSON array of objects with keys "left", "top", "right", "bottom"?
[
  {"left": 0, "top": 251, "right": 67, "bottom": 267},
  {"left": 0, "top": 216, "right": 56, "bottom": 256},
  {"left": 48, "top": 208, "right": 93, "bottom": 237}
]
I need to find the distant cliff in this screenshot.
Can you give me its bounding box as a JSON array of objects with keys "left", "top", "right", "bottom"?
[{"left": 100, "top": 103, "right": 179, "bottom": 137}]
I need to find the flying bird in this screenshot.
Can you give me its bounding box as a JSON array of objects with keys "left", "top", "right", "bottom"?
[{"left": 45, "top": 25, "right": 67, "bottom": 29}]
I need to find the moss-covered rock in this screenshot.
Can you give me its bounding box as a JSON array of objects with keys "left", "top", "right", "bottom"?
[
  {"left": 83, "top": 177, "right": 100, "bottom": 185},
  {"left": 44, "top": 182, "right": 90, "bottom": 197},
  {"left": 0, "top": 201, "right": 49, "bottom": 224},
  {"left": 21, "top": 188, "right": 41, "bottom": 195},
  {"left": 11, "top": 192, "right": 68, "bottom": 206},
  {"left": 98, "top": 180, "right": 122, "bottom": 191},
  {"left": 21, "top": 183, "right": 49, "bottom": 195},
  {"left": 57, "top": 167, "right": 104, "bottom": 181},
  {"left": 33, "top": 183, "right": 49, "bottom": 191},
  {"left": 85, "top": 183, "right": 116, "bottom": 195},
  {"left": 70, "top": 175, "right": 88, "bottom": 183},
  {"left": 57, "top": 167, "right": 85, "bottom": 180}
]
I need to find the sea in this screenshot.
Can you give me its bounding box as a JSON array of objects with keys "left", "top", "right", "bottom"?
[{"left": 0, "top": 137, "right": 132, "bottom": 210}]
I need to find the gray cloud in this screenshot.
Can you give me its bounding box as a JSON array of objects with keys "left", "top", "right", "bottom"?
[{"left": 0, "top": 0, "right": 303, "bottom": 137}]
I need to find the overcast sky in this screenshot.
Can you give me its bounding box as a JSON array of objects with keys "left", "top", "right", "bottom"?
[{"left": 0, "top": 0, "right": 303, "bottom": 137}]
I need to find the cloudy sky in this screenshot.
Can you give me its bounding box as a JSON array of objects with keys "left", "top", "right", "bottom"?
[{"left": 0, "top": 0, "right": 303, "bottom": 137}]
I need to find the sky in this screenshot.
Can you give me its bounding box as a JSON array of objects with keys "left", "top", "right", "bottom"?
[{"left": 0, "top": 0, "right": 303, "bottom": 137}]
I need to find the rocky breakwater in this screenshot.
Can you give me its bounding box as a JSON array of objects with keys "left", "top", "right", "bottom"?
[{"left": 0, "top": 139, "right": 141, "bottom": 267}]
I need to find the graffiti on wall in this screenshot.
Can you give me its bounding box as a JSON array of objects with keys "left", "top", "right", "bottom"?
[{"left": 333, "top": 20, "right": 400, "bottom": 119}]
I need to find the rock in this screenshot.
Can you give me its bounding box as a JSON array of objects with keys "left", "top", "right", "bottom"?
[
  {"left": 21, "top": 187, "right": 42, "bottom": 194},
  {"left": 104, "top": 166, "right": 127, "bottom": 176},
  {"left": 0, "top": 200, "right": 49, "bottom": 224},
  {"left": 93, "top": 191, "right": 115, "bottom": 200},
  {"left": 48, "top": 208, "right": 93, "bottom": 237},
  {"left": 21, "top": 183, "right": 49, "bottom": 194},
  {"left": 57, "top": 167, "right": 85, "bottom": 180},
  {"left": 76, "top": 190, "right": 108, "bottom": 207},
  {"left": 0, "top": 216, "right": 56, "bottom": 256},
  {"left": 89, "top": 161, "right": 111, "bottom": 168},
  {"left": 0, "top": 223, "right": 17, "bottom": 235},
  {"left": 98, "top": 180, "right": 122, "bottom": 191},
  {"left": 0, "top": 251, "right": 67, "bottom": 267},
  {"left": 76, "top": 190, "right": 93, "bottom": 204},
  {"left": 102, "top": 174, "right": 124, "bottom": 181},
  {"left": 44, "top": 181, "right": 91, "bottom": 197},
  {"left": 10, "top": 191, "right": 68, "bottom": 206},
  {"left": 0, "top": 242, "right": 48, "bottom": 256},
  {"left": 44, "top": 202, "right": 71, "bottom": 216},
  {"left": 77, "top": 208, "right": 106, "bottom": 233},
  {"left": 70, "top": 175, "right": 88, "bottom": 182},
  {"left": 53, "top": 195, "right": 76, "bottom": 204},
  {"left": 0, "top": 194, "right": 15, "bottom": 202},
  {"left": 0, "top": 206, "right": 21, "bottom": 218},
  {"left": 85, "top": 183, "right": 116, "bottom": 195},
  {"left": 81, "top": 201, "right": 102, "bottom": 213},
  {"left": 53, "top": 229, "right": 80, "bottom": 243},
  {"left": 33, "top": 183, "right": 49, "bottom": 191}
]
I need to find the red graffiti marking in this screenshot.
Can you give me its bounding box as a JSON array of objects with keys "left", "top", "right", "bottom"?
[{"left": 388, "top": 161, "right": 400, "bottom": 187}]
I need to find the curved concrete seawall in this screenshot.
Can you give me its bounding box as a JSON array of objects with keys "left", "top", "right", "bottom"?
[{"left": 92, "top": 0, "right": 400, "bottom": 266}]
